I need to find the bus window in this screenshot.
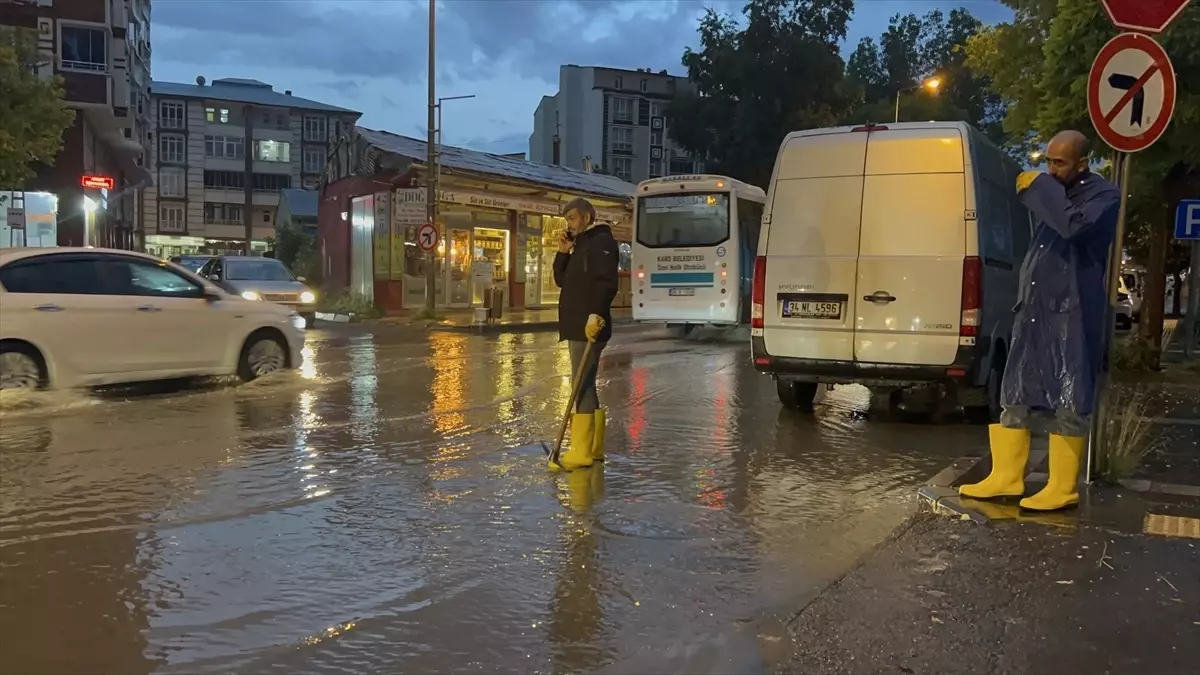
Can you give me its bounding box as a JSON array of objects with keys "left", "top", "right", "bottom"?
[{"left": 636, "top": 193, "right": 730, "bottom": 248}]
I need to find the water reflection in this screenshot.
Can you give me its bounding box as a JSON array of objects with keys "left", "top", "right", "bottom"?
[
  {"left": 430, "top": 333, "right": 468, "bottom": 434},
  {"left": 548, "top": 466, "right": 608, "bottom": 672}
]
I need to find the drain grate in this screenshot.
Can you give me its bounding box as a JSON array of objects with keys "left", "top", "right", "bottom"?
[{"left": 1143, "top": 513, "right": 1200, "bottom": 539}]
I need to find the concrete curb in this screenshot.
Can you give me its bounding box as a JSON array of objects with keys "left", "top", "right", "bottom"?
[
  {"left": 917, "top": 455, "right": 992, "bottom": 525},
  {"left": 428, "top": 318, "right": 636, "bottom": 335}
]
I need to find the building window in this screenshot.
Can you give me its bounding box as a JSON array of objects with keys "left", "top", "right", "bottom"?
[
  {"left": 640, "top": 79, "right": 648, "bottom": 92},
  {"left": 255, "top": 140, "right": 290, "bottom": 163},
  {"left": 611, "top": 126, "right": 633, "bottom": 154},
  {"left": 612, "top": 157, "right": 633, "bottom": 181},
  {"left": 204, "top": 170, "right": 243, "bottom": 190},
  {"left": 205, "top": 107, "right": 231, "bottom": 124},
  {"left": 650, "top": 102, "right": 663, "bottom": 118},
  {"left": 261, "top": 112, "right": 271, "bottom": 125},
  {"left": 203, "top": 203, "right": 243, "bottom": 225},
  {"left": 614, "top": 76, "right": 623, "bottom": 89},
  {"left": 159, "top": 167, "right": 186, "bottom": 197},
  {"left": 159, "top": 101, "right": 185, "bottom": 129},
  {"left": 159, "top": 134, "right": 185, "bottom": 164},
  {"left": 253, "top": 173, "right": 292, "bottom": 191},
  {"left": 303, "top": 115, "right": 327, "bottom": 142},
  {"left": 159, "top": 204, "right": 185, "bottom": 232},
  {"left": 612, "top": 97, "right": 634, "bottom": 123},
  {"left": 303, "top": 147, "right": 326, "bottom": 173},
  {"left": 277, "top": 114, "right": 288, "bottom": 130},
  {"left": 59, "top": 25, "right": 107, "bottom": 72},
  {"left": 649, "top": 159, "right": 662, "bottom": 178},
  {"left": 650, "top": 128, "right": 663, "bottom": 146},
  {"left": 204, "top": 135, "right": 244, "bottom": 159}
]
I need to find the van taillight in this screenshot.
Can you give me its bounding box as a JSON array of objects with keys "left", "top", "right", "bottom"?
[
  {"left": 960, "top": 256, "right": 981, "bottom": 337},
  {"left": 751, "top": 256, "right": 767, "bottom": 329}
]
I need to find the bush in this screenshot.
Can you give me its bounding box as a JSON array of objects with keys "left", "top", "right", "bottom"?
[
  {"left": 1095, "top": 385, "right": 1161, "bottom": 482},
  {"left": 317, "top": 292, "right": 383, "bottom": 320}
]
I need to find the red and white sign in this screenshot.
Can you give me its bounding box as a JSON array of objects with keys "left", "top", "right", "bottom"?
[
  {"left": 1087, "top": 33, "right": 1177, "bottom": 153},
  {"left": 417, "top": 222, "right": 439, "bottom": 252},
  {"left": 80, "top": 174, "right": 114, "bottom": 190},
  {"left": 1101, "top": 0, "right": 1192, "bottom": 35}
]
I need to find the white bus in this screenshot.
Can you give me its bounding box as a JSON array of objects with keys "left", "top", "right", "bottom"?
[{"left": 632, "top": 175, "right": 767, "bottom": 329}]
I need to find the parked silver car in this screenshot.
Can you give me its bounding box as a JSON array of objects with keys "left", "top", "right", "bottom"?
[{"left": 198, "top": 256, "right": 317, "bottom": 327}]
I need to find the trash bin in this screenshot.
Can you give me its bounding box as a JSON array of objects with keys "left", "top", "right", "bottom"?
[{"left": 485, "top": 287, "right": 505, "bottom": 322}]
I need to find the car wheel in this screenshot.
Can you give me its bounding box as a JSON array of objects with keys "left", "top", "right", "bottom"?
[
  {"left": 777, "top": 379, "right": 818, "bottom": 412},
  {"left": 238, "top": 332, "right": 288, "bottom": 381},
  {"left": 0, "top": 345, "right": 46, "bottom": 391}
]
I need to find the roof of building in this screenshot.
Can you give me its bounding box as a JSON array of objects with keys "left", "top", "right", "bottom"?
[
  {"left": 357, "top": 127, "right": 635, "bottom": 201},
  {"left": 280, "top": 189, "right": 319, "bottom": 219},
  {"left": 150, "top": 78, "right": 360, "bottom": 115}
]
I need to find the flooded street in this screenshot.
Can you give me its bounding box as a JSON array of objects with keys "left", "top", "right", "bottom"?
[{"left": 0, "top": 325, "right": 987, "bottom": 675}]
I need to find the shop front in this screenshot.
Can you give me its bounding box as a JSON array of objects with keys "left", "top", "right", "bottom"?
[{"left": 143, "top": 234, "right": 272, "bottom": 260}]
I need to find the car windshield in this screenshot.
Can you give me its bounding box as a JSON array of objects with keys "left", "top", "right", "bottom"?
[
  {"left": 224, "top": 259, "right": 295, "bottom": 282},
  {"left": 636, "top": 193, "right": 730, "bottom": 249}
]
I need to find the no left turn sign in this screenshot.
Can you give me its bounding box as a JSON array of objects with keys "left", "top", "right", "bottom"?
[
  {"left": 417, "top": 222, "right": 439, "bottom": 252},
  {"left": 1087, "top": 32, "right": 1177, "bottom": 153}
]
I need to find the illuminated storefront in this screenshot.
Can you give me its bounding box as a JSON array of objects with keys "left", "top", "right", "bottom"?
[{"left": 143, "top": 235, "right": 271, "bottom": 259}]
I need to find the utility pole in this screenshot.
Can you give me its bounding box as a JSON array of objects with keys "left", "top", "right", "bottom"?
[{"left": 424, "top": 0, "right": 437, "bottom": 311}]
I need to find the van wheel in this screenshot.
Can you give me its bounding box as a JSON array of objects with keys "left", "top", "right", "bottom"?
[
  {"left": 868, "top": 387, "right": 903, "bottom": 420},
  {"left": 777, "top": 380, "right": 818, "bottom": 412}
]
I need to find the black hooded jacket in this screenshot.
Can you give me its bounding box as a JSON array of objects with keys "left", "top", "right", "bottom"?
[{"left": 553, "top": 223, "right": 620, "bottom": 342}]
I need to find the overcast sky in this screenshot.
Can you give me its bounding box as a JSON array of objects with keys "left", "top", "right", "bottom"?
[{"left": 152, "top": 1, "right": 1012, "bottom": 157}]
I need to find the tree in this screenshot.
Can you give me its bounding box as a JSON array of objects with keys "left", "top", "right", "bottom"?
[
  {"left": 0, "top": 26, "right": 74, "bottom": 188},
  {"left": 966, "top": 1, "right": 1200, "bottom": 363},
  {"left": 668, "top": 0, "right": 856, "bottom": 188}
]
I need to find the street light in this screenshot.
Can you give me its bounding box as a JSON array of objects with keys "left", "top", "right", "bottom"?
[
  {"left": 435, "top": 94, "right": 476, "bottom": 181},
  {"left": 894, "top": 77, "right": 941, "bottom": 124}
]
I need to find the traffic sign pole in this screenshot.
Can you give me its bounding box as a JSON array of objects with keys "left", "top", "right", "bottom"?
[{"left": 1187, "top": 240, "right": 1199, "bottom": 357}]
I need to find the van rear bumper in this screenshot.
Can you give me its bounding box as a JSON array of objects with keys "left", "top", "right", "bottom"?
[{"left": 751, "top": 336, "right": 985, "bottom": 387}]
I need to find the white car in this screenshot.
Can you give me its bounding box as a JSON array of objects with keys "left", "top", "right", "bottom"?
[{"left": 0, "top": 248, "right": 304, "bottom": 391}]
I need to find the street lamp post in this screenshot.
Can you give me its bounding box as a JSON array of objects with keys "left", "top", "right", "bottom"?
[
  {"left": 435, "top": 94, "right": 476, "bottom": 183},
  {"left": 894, "top": 77, "right": 942, "bottom": 124},
  {"left": 425, "top": 0, "right": 437, "bottom": 312}
]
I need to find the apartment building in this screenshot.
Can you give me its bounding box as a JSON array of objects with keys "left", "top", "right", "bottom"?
[
  {"left": 528, "top": 65, "right": 704, "bottom": 184},
  {"left": 142, "top": 76, "right": 360, "bottom": 258},
  {"left": 1, "top": 0, "right": 153, "bottom": 250}
]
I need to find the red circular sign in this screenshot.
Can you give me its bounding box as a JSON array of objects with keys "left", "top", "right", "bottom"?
[
  {"left": 1087, "top": 32, "right": 1176, "bottom": 153},
  {"left": 417, "top": 222, "right": 439, "bottom": 252}
]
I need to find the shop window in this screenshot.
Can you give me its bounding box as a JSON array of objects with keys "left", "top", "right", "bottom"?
[{"left": 539, "top": 215, "right": 567, "bottom": 306}]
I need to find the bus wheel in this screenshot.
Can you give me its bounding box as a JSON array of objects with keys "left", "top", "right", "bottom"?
[{"left": 777, "top": 379, "right": 818, "bottom": 412}]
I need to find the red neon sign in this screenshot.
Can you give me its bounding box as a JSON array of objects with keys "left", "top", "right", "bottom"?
[{"left": 80, "top": 175, "right": 114, "bottom": 189}]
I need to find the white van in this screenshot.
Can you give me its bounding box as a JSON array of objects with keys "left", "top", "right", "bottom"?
[{"left": 750, "top": 122, "right": 1032, "bottom": 421}]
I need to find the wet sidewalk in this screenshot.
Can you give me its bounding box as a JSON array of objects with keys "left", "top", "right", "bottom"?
[
  {"left": 389, "top": 307, "right": 635, "bottom": 333},
  {"left": 776, "top": 511, "right": 1199, "bottom": 675}
]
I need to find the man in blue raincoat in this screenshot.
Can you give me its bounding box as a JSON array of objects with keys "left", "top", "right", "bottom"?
[{"left": 960, "top": 130, "right": 1121, "bottom": 512}]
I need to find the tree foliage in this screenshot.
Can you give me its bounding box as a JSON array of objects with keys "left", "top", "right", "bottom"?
[
  {"left": 0, "top": 27, "right": 74, "bottom": 188},
  {"left": 966, "top": 1, "right": 1200, "bottom": 353},
  {"left": 669, "top": 0, "right": 856, "bottom": 188}
]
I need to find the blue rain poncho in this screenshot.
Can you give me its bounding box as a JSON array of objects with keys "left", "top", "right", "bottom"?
[{"left": 1000, "top": 172, "right": 1121, "bottom": 417}]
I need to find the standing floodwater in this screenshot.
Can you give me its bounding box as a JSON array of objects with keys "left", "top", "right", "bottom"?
[{"left": 0, "top": 326, "right": 985, "bottom": 674}]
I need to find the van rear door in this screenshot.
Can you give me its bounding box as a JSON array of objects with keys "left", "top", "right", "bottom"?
[
  {"left": 853, "top": 127, "right": 967, "bottom": 366},
  {"left": 761, "top": 130, "right": 867, "bottom": 361}
]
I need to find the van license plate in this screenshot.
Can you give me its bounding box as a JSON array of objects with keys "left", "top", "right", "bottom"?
[
  {"left": 782, "top": 300, "right": 842, "bottom": 320},
  {"left": 669, "top": 288, "right": 696, "bottom": 296}
]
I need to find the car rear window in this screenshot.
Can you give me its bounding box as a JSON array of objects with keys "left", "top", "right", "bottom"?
[{"left": 0, "top": 258, "right": 101, "bottom": 294}]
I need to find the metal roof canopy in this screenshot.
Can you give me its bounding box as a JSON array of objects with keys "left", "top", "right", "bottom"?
[
  {"left": 356, "top": 127, "right": 636, "bottom": 203},
  {"left": 151, "top": 78, "right": 360, "bottom": 115}
]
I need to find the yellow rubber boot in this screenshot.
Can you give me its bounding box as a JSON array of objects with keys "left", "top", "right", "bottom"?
[
  {"left": 1020, "top": 434, "right": 1084, "bottom": 512},
  {"left": 592, "top": 409, "right": 606, "bottom": 462},
  {"left": 959, "top": 425, "right": 1031, "bottom": 500},
  {"left": 550, "top": 412, "right": 595, "bottom": 471}
]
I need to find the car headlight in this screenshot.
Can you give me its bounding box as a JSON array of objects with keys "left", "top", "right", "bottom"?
[
  {"left": 300, "top": 291, "right": 316, "bottom": 304},
  {"left": 241, "top": 291, "right": 261, "bottom": 301}
]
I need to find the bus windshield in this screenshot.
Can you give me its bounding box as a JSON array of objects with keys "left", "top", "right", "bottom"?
[{"left": 637, "top": 192, "right": 730, "bottom": 248}]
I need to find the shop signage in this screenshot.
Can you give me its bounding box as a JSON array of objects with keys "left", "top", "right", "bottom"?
[
  {"left": 80, "top": 174, "right": 114, "bottom": 189},
  {"left": 393, "top": 186, "right": 631, "bottom": 223},
  {"left": 6, "top": 207, "right": 26, "bottom": 229}
]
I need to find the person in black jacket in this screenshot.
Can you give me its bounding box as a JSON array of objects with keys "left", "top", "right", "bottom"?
[{"left": 549, "top": 197, "right": 620, "bottom": 471}]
